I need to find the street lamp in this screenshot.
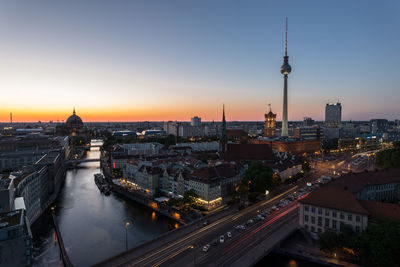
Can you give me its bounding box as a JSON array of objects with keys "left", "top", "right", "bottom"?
[{"left": 125, "top": 221, "right": 130, "bottom": 251}]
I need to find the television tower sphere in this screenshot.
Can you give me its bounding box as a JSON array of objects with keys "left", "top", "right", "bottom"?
[{"left": 280, "top": 62, "right": 292, "bottom": 75}]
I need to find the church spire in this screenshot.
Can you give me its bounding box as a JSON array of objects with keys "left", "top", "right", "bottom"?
[
  {"left": 220, "top": 104, "right": 227, "bottom": 160},
  {"left": 221, "top": 104, "right": 226, "bottom": 142}
]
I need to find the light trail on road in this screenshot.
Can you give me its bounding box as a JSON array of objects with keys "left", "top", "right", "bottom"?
[
  {"left": 221, "top": 193, "right": 308, "bottom": 256},
  {"left": 127, "top": 186, "right": 299, "bottom": 267}
]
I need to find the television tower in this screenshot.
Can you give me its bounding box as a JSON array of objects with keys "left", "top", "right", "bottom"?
[{"left": 280, "top": 17, "right": 292, "bottom": 137}]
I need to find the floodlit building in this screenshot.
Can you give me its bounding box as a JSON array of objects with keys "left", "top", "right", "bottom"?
[{"left": 264, "top": 108, "right": 277, "bottom": 138}]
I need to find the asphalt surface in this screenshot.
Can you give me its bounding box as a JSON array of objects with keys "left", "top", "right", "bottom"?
[{"left": 95, "top": 152, "right": 374, "bottom": 267}]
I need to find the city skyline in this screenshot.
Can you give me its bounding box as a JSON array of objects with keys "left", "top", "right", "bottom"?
[{"left": 1, "top": 1, "right": 399, "bottom": 122}]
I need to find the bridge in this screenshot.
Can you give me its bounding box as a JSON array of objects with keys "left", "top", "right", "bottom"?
[
  {"left": 66, "top": 158, "right": 100, "bottom": 165},
  {"left": 73, "top": 144, "right": 103, "bottom": 149},
  {"left": 94, "top": 186, "right": 301, "bottom": 267}
]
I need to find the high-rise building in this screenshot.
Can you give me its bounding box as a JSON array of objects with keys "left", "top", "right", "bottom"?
[
  {"left": 325, "top": 102, "right": 342, "bottom": 126},
  {"left": 163, "top": 121, "right": 179, "bottom": 136},
  {"left": 280, "top": 17, "right": 292, "bottom": 137},
  {"left": 264, "top": 106, "right": 276, "bottom": 138},
  {"left": 190, "top": 116, "right": 201, "bottom": 127}
]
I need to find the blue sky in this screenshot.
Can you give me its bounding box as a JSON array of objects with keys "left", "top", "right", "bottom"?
[{"left": 0, "top": 0, "right": 399, "bottom": 121}]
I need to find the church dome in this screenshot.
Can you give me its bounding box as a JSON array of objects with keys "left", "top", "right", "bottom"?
[{"left": 66, "top": 108, "right": 83, "bottom": 127}]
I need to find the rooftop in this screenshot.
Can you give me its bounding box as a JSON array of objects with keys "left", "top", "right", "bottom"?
[
  {"left": 300, "top": 185, "right": 369, "bottom": 215},
  {"left": 0, "top": 209, "right": 23, "bottom": 229},
  {"left": 0, "top": 179, "right": 11, "bottom": 190},
  {"left": 332, "top": 168, "right": 400, "bottom": 193},
  {"left": 359, "top": 200, "right": 400, "bottom": 222},
  {"left": 224, "top": 143, "right": 275, "bottom": 161}
]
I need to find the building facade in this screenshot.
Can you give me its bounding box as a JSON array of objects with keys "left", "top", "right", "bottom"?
[
  {"left": 325, "top": 103, "right": 342, "bottom": 126},
  {"left": 370, "top": 119, "right": 389, "bottom": 134},
  {"left": 264, "top": 108, "right": 277, "bottom": 138},
  {"left": 190, "top": 116, "right": 201, "bottom": 127}
]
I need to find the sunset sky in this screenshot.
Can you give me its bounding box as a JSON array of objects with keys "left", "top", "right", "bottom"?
[{"left": 0, "top": 1, "right": 399, "bottom": 122}]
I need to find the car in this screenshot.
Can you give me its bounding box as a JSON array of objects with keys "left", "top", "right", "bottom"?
[
  {"left": 213, "top": 240, "right": 218, "bottom": 246},
  {"left": 219, "top": 235, "right": 225, "bottom": 243},
  {"left": 227, "top": 231, "right": 232, "bottom": 238},
  {"left": 203, "top": 244, "right": 210, "bottom": 252},
  {"left": 236, "top": 225, "right": 245, "bottom": 231},
  {"left": 203, "top": 220, "right": 209, "bottom": 226},
  {"left": 235, "top": 225, "right": 244, "bottom": 231}
]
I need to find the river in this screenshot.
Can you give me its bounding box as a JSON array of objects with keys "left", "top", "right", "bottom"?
[{"left": 32, "top": 140, "right": 176, "bottom": 267}]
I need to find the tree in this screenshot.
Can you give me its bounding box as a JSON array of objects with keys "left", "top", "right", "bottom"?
[
  {"left": 302, "top": 161, "right": 311, "bottom": 172},
  {"left": 183, "top": 189, "right": 198, "bottom": 205},
  {"left": 243, "top": 161, "right": 274, "bottom": 194},
  {"left": 318, "top": 220, "right": 400, "bottom": 267},
  {"left": 375, "top": 146, "right": 400, "bottom": 168},
  {"left": 359, "top": 220, "right": 400, "bottom": 267}
]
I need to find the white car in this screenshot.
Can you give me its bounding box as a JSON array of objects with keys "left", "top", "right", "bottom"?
[
  {"left": 203, "top": 244, "right": 210, "bottom": 252},
  {"left": 219, "top": 235, "right": 225, "bottom": 243},
  {"left": 227, "top": 231, "right": 232, "bottom": 238}
]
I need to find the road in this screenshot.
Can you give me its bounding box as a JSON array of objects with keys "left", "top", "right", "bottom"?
[
  {"left": 95, "top": 152, "right": 370, "bottom": 267},
  {"left": 95, "top": 186, "right": 300, "bottom": 267},
  {"left": 166, "top": 202, "right": 299, "bottom": 267}
]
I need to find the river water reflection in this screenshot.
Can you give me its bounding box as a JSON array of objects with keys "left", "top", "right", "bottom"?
[{"left": 32, "top": 140, "right": 175, "bottom": 267}]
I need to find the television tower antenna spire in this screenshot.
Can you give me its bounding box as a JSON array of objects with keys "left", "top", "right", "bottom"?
[{"left": 285, "top": 16, "right": 288, "bottom": 57}]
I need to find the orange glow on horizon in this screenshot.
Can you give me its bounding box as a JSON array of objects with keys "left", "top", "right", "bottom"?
[{"left": 0, "top": 105, "right": 321, "bottom": 122}]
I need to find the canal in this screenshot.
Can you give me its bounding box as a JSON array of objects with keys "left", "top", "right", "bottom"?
[{"left": 32, "top": 140, "right": 176, "bottom": 267}]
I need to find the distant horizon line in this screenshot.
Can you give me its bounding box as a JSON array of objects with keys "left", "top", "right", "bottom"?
[{"left": 0, "top": 119, "right": 395, "bottom": 124}]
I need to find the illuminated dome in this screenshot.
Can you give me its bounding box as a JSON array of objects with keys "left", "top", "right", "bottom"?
[{"left": 66, "top": 108, "right": 83, "bottom": 127}]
